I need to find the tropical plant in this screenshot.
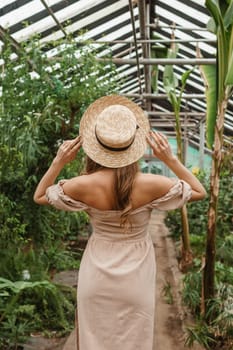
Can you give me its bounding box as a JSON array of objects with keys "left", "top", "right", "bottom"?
[
  {"left": 0, "top": 277, "right": 76, "bottom": 348},
  {"left": 0, "top": 32, "right": 119, "bottom": 345},
  {"left": 185, "top": 321, "right": 216, "bottom": 349},
  {"left": 184, "top": 279, "right": 233, "bottom": 349},
  {"left": 166, "top": 169, "right": 233, "bottom": 256},
  {"left": 151, "top": 33, "right": 168, "bottom": 93},
  {"left": 162, "top": 36, "right": 194, "bottom": 270},
  {"left": 166, "top": 163, "right": 233, "bottom": 347},
  {"left": 201, "top": 0, "right": 233, "bottom": 314},
  {"left": 0, "top": 33, "right": 118, "bottom": 268}
]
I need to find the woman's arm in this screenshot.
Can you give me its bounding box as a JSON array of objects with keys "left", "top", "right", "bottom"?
[
  {"left": 146, "top": 131, "right": 207, "bottom": 201},
  {"left": 33, "top": 136, "right": 82, "bottom": 205}
]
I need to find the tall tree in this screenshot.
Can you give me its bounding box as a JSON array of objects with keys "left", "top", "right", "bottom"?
[{"left": 203, "top": 0, "right": 233, "bottom": 314}]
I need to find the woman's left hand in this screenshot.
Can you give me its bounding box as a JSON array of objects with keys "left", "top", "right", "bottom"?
[
  {"left": 54, "top": 135, "right": 82, "bottom": 166},
  {"left": 146, "top": 131, "right": 175, "bottom": 164}
]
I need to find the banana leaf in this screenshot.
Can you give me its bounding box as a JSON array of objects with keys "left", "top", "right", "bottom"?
[
  {"left": 199, "top": 63, "right": 217, "bottom": 149},
  {"left": 225, "top": 49, "right": 233, "bottom": 86},
  {"left": 151, "top": 45, "right": 168, "bottom": 93},
  {"left": 205, "top": 0, "right": 228, "bottom": 100},
  {"left": 163, "top": 45, "right": 179, "bottom": 98},
  {"left": 223, "top": 0, "right": 233, "bottom": 28},
  {"left": 225, "top": 26, "right": 233, "bottom": 86}
]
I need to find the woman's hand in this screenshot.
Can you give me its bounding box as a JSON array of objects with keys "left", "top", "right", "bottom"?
[
  {"left": 146, "top": 131, "right": 175, "bottom": 164},
  {"left": 34, "top": 135, "right": 82, "bottom": 205},
  {"left": 54, "top": 135, "right": 82, "bottom": 166},
  {"left": 146, "top": 131, "right": 207, "bottom": 201}
]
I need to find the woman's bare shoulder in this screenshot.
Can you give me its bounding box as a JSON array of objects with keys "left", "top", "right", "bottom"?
[
  {"left": 134, "top": 173, "right": 175, "bottom": 200},
  {"left": 61, "top": 170, "right": 113, "bottom": 201}
]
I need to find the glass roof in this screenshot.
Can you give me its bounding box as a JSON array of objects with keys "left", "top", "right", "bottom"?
[{"left": 0, "top": 0, "right": 233, "bottom": 149}]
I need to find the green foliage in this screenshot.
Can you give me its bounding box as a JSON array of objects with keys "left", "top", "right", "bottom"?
[
  {"left": 166, "top": 157, "right": 233, "bottom": 347},
  {"left": 151, "top": 33, "right": 168, "bottom": 93},
  {"left": 184, "top": 280, "right": 233, "bottom": 349},
  {"left": 0, "top": 277, "right": 75, "bottom": 348},
  {"left": 163, "top": 44, "right": 179, "bottom": 100},
  {"left": 162, "top": 281, "right": 174, "bottom": 305},
  {"left": 0, "top": 33, "right": 118, "bottom": 345},
  {"left": 182, "top": 260, "right": 202, "bottom": 314},
  {"left": 0, "top": 33, "right": 117, "bottom": 266},
  {"left": 203, "top": 0, "right": 233, "bottom": 149},
  {"left": 183, "top": 263, "right": 233, "bottom": 348},
  {"left": 198, "top": 61, "right": 217, "bottom": 148},
  {"left": 165, "top": 170, "right": 233, "bottom": 256},
  {"left": 185, "top": 321, "right": 216, "bottom": 349},
  {"left": 163, "top": 42, "right": 194, "bottom": 166}
]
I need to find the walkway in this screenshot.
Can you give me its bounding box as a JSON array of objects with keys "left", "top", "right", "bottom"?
[{"left": 149, "top": 211, "right": 203, "bottom": 350}]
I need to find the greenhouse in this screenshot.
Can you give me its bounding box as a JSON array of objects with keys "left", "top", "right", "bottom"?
[{"left": 0, "top": 0, "right": 233, "bottom": 349}]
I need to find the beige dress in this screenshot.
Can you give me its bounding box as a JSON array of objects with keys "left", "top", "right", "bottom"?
[{"left": 46, "top": 179, "right": 192, "bottom": 350}]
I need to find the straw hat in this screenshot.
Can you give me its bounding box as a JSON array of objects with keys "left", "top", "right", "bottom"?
[{"left": 79, "top": 95, "right": 150, "bottom": 168}]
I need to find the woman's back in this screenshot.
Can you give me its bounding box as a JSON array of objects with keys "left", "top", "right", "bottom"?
[{"left": 61, "top": 169, "right": 175, "bottom": 211}]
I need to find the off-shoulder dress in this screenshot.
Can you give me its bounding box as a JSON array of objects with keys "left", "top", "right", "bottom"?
[{"left": 46, "top": 179, "right": 192, "bottom": 350}]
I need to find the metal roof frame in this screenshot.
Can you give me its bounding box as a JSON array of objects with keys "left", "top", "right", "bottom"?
[{"left": 0, "top": 0, "right": 232, "bottom": 147}]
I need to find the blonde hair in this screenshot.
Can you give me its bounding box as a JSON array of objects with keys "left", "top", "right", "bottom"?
[{"left": 84, "top": 156, "right": 139, "bottom": 228}]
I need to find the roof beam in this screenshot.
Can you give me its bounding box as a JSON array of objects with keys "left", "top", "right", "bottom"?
[
  {"left": 148, "top": 111, "right": 206, "bottom": 116},
  {"left": 150, "top": 122, "right": 198, "bottom": 127},
  {"left": 0, "top": 25, "right": 36, "bottom": 71},
  {"left": 122, "top": 93, "right": 206, "bottom": 99},
  {"left": 128, "top": 0, "right": 143, "bottom": 95},
  {"left": 98, "top": 57, "right": 215, "bottom": 65},
  {"left": 0, "top": 25, "right": 21, "bottom": 52},
  {"left": 92, "top": 38, "right": 216, "bottom": 44},
  {"left": 138, "top": 0, "right": 151, "bottom": 110},
  {"left": 39, "top": 0, "right": 67, "bottom": 37},
  {"left": 148, "top": 22, "right": 211, "bottom": 32}
]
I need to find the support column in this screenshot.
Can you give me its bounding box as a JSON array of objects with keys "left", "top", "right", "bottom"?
[{"left": 138, "top": 0, "right": 152, "bottom": 111}]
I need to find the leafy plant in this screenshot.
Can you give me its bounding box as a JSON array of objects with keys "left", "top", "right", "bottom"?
[
  {"left": 0, "top": 33, "right": 118, "bottom": 269},
  {"left": 185, "top": 322, "right": 216, "bottom": 349},
  {"left": 165, "top": 169, "right": 233, "bottom": 255},
  {"left": 167, "top": 157, "right": 233, "bottom": 347},
  {"left": 183, "top": 266, "right": 233, "bottom": 348},
  {"left": 0, "top": 277, "right": 76, "bottom": 348},
  {"left": 0, "top": 32, "right": 119, "bottom": 345},
  {"left": 182, "top": 265, "right": 202, "bottom": 314},
  {"left": 203, "top": 0, "right": 233, "bottom": 309},
  {"left": 162, "top": 36, "right": 195, "bottom": 270},
  {"left": 162, "top": 281, "right": 174, "bottom": 305}
]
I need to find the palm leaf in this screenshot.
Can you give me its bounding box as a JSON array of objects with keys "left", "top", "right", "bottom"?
[
  {"left": 205, "top": 0, "right": 228, "bottom": 100},
  {"left": 225, "top": 50, "right": 233, "bottom": 86},
  {"left": 225, "top": 26, "right": 233, "bottom": 86},
  {"left": 223, "top": 0, "right": 233, "bottom": 28},
  {"left": 199, "top": 62, "right": 217, "bottom": 149},
  {"left": 163, "top": 45, "right": 179, "bottom": 98},
  {"left": 151, "top": 44, "right": 168, "bottom": 93}
]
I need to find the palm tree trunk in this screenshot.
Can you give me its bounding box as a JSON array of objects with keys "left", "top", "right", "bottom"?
[{"left": 203, "top": 97, "right": 228, "bottom": 315}]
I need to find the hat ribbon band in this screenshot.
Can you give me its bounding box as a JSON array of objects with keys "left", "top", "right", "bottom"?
[{"left": 95, "top": 125, "right": 139, "bottom": 152}]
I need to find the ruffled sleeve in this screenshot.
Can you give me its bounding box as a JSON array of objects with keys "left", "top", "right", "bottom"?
[
  {"left": 46, "top": 180, "right": 89, "bottom": 212},
  {"left": 148, "top": 180, "right": 192, "bottom": 211}
]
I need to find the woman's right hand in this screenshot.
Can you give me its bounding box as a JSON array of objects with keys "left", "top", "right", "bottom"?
[
  {"left": 54, "top": 135, "right": 82, "bottom": 167},
  {"left": 146, "top": 131, "right": 176, "bottom": 164}
]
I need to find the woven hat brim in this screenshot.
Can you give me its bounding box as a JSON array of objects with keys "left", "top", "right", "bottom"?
[{"left": 79, "top": 95, "right": 150, "bottom": 168}]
